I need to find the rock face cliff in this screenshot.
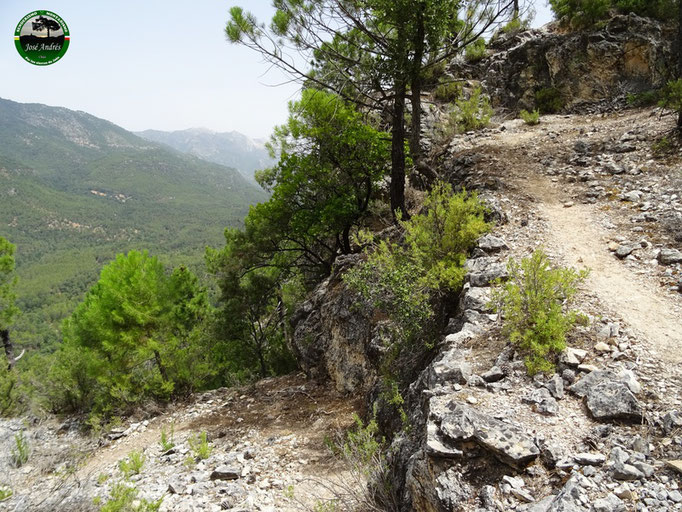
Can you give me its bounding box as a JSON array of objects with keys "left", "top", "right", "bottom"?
[
  {"left": 453, "top": 14, "right": 677, "bottom": 113},
  {"left": 290, "top": 255, "right": 378, "bottom": 394}
]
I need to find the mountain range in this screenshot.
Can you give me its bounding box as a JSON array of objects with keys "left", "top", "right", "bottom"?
[
  {"left": 0, "top": 97, "right": 266, "bottom": 349},
  {"left": 135, "top": 128, "right": 275, "bottom": 182}
]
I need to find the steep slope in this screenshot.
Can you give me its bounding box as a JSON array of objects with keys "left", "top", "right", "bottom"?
[
  {"left": 135, "top": 128, "right": 275, "bottom": 182},
  {"left": 0, "top": 97, "right": 266, "bottom": 349}
]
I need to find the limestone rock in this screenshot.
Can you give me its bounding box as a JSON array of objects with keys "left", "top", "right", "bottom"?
[
  {"left": 662, "top": 411, "right": 682, "bottom": 434},
  {"left": 666, "top": 460, "right": 682, "bottom": 475},
  {"left": 569, "top": 369, "right": 640, "bottom": 397},
  {"left": 658, "top": 248, "right": 682, "bottom": 265},
  {"left": 477, "top": 234, "right": 509, "bottom": 253},
  {"left": 560, "top": 347, "right": 587, "bottom": 367},
  {"left": 573, "top": 452, "right": 606, "bottom": 466},
  {"left": 545, "top": 374, "right": 565, "bottom": 399},
  {"left": 584, "top": 381, "right": 643, "bottom": 422},
  {"left": 439, "top": 403, "right": 540, "bottom": 468},
  {"left": 210, "top": 465, "right": 241, "bottom": 481},
  {"left": 429, "top": 348, "right": 472, "bottom": 386},
  {"left": 547, "top": 472, "right": 591, "bottom": 511},
  {"left": 460, "top": 285, "right": 493, "bottom": 313},
  {"left": 481, "top": 365, "right": 505, "bottom": 383}
]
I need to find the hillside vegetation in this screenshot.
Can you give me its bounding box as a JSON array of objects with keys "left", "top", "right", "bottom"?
[{"left": 0, "top": 97, "right": 265, "bottom": 351}]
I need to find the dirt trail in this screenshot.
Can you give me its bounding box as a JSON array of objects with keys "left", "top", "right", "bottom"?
[
  {"left": 467, "top": 111, "right": 682, "bottom": 371},
  {"left": 527, "top": 175, "right": 682, "bottom": 366}
]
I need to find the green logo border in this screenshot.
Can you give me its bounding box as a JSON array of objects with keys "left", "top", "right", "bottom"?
[{"left": 14, "top": 10, "right": 70, "bottom": 66}]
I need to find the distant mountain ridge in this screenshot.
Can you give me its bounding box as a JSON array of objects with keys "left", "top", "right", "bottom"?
[
  {"left": 0, "top": 96, "right": 266, "bottom": 349},
  {"left": 135, "top": 128, "right": 275, "bottom": 181}
]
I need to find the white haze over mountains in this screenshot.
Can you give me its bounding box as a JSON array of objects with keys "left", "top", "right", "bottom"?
[{"left": 135, "top": 128, "right": 275, "bottom": 183}]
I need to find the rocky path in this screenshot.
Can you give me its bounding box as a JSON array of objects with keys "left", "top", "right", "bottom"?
[
  {"left": 454, "top": 108, "right": 682, "bottom": 375},
  {"left": 527, "top": 174, "right": 682, "bottom": 366},
  {"left": 405, "top": 107, "right": 682, "bottom": 512}
]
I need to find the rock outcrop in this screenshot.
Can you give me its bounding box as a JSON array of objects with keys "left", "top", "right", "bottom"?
[
  {"left": 290, "top": 254, "right": 377, "bottom": 393},
  {"left": 451, "top": 14, "right": 676, "bottom": 113}
]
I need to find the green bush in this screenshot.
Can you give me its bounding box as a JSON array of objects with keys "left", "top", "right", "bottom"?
[
  {"left": 345, "top": 183, "right": 489, "bottom": 344},
  {"left": 159, "top": 424, "right": 175, "bottom": 452},
  {"left": 0, "top": 486, "right": 12, "bottom": 501},
  {"left": 433, "top": 81, "right": 462, "bottom": 102},
  {"left": 500, "top": 15, "right": 531, "bottom": 34},
  {"left": 0, "top": 357, "right": 18, "bottom": 416},
  {"left": 188, "top": 431, "right": 212, "bottom": 460},
  {"left": 492, "top": 249, "right": 588, "bottom": 375},
  {"left": 613, "top": 0, "right": 677, "bottom": 19},
  {"left": 11, "top": 432, "right": 29, "bottom": 467},
  {"left": 50, "top": 251, "right": 212, "bottom": 415},
  {"left": 119, "top": 451, "right": 145, "bottom": 478},
  {"left": 535, "top": 87, "right": 564, "bottom": 114},
  {"left": 549, "top": 0, "right": 677, "bottom": 28},
  {"left": 98, "top": 483, "right": 162, "bottom": 512},
  {"left": 465, "top": 38, "right": 487, "bottom": 63},
  {"left": 520, "top": 109, "right": 541, "bottom": 125},
  {"left": 626, "top": 89, "right": 661, "bottom": 107},
  {"left": 652, "top": 136, "right": 673, "bottom": 154},
  {"left": 659, "top": 79, "right": 682, "bottom": 122},
  {"left": 450, "top": 87, "right": 493, "bottom": 133}
]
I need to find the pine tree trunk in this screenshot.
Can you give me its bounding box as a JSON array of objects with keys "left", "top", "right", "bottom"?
[
  {"left": 153, "top": 349, "right": 169, "bottom": 382},
  {"left": 678, "top": 0, "right": 682, "bottom": 128},
  {"left": 409, "top": 3, "right": 425, "bottom": 166},
  {"left": 1, "top": 329, "right": 14, "bottom": 370},
  {"left": 391, "top": 83, "right": 408, "bottom": 220}
]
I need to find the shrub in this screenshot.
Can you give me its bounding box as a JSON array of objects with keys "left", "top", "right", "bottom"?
[
  {"left": 465, "top": 38, "right": 487, "bottom": 63},
  {"left": 0, "top": 358, "right": 18, "bottom": 416},
  {"left": 652, "top": 136, "right": 673, "bottom": 154},
  {"left": 450, "top": 87, "right": 493, "bottom": 133},
  {"left": 188, "top": 431, "right": 212, "bottom": 460},
  {"left": 626, "top": 89, "right": 661, "bottom": 107},
  {"left": 0, "top": 486, "right": 12, "bottom": 502},
  {"left": 613, "top": 0, "right": 677, "bottom": 20},
  {"left": 433, "top": 81, "right": 462, "bottom": 102},
  {"left": 98, "top": 483, "right": 162, "bottom": 512},
  {"left": 549, "top": 0, "right": 677, "bottom": 28},
  {"left": 345, "top": 183, "right": 489, "bottom": 344},
  {"left": 11, "top": 432, "right": 29, "bottom": 467},
  {"left": 520, "top": 109, "right": 541, "bottom": 125},
  {"left": 659, "top": 79, "right": 682, "bottom": 124},
  {"left": 549, "top": 0, "right": 610, "bottom": 28},
  {"left": 119, "top": 451, "right": 145, "bottom": 478},
  {"left": 535, "top": 87, "right": 564, "bottom": 114},
  {"left": 159, "top": 423, "right": 175, "bottom": 452},
  {"left": 500, "top": 15, "right": 531, "bottom": 34},
  {"left": 492, "top": 249, "right": 588, "bottom": 375},
  {"left": 321, "top": 411, "right": 398, "bottom": 510},
  {"left": 53, "top": 251, "right": 212, "bottom": 416}
]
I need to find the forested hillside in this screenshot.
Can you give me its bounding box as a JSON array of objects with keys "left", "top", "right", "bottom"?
[{"left": 0, "top": 97, "right": 265, "bottom": 350}]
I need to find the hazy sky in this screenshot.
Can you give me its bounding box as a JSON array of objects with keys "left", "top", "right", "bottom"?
[{"left": 1, "top": 1, "right": 554, "bottom": 139}]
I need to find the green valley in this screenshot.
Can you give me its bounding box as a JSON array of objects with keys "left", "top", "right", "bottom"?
[{"left": 0, "top": 97, "right": 266, "bottom": 351}]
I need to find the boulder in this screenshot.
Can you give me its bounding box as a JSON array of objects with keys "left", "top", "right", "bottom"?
[
  {"left": 584, "top": 381, "right": 643, "bottom": 422},
  {"left": 546, "top": 473, "right": 591, "bottom": 512},
  {"left": 439, "top": 403, "right": 540, "bottom": 468},
  {"left": 658, "top": 248, "right": 682, "bottom": 265},
  {"left": 429, "top": 348, "right": 472, "bottom": 386},
  {"left": 210, "top": 465, "right": 241, "bottom": 481},
  {"left": 477, "top": 234, "right": 509, "bottom": 253}
]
